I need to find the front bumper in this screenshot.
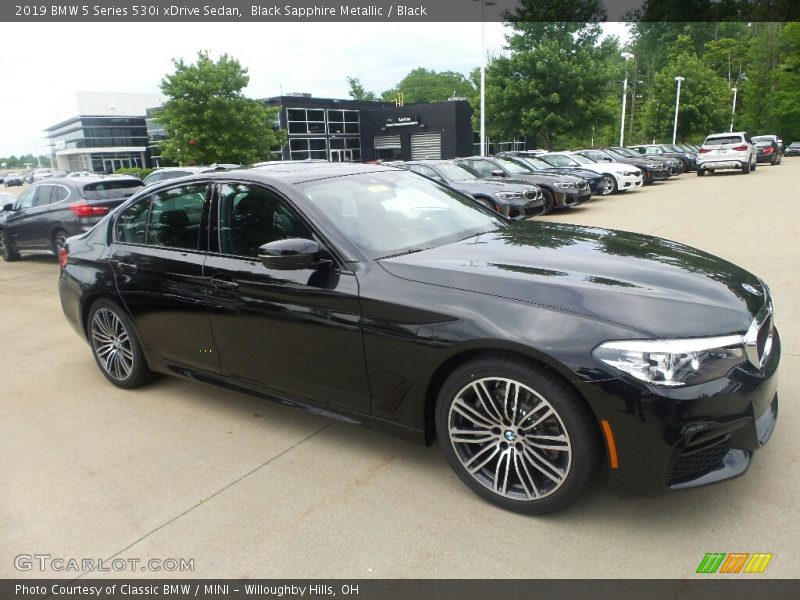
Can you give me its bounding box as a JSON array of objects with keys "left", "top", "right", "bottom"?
[
  {"left": 576, "top": 328, "right": 781, "bottom": 496},
  {"left": 617, "top": 173, "right": 644, "bottom": 189}
]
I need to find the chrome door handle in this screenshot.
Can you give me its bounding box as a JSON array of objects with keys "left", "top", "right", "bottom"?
[{"left": 210, "top": 276, "right": 238, "bottom": 290}]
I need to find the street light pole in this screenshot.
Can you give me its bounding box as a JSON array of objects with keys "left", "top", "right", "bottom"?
[
  {"left": 619, "top": 52, "right": 634, "bottom": 147},
  {"left": 729, "top": 87, "right": 738, "bottom": 132},
  {"left": 474, "top": 0, "right": 496, "bottom": 156},
  {"left": 672, "top": 76, "right": 685, "bottom": 145}
]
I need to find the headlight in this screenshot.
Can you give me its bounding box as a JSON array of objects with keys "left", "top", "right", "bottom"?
[
  {"left": 494, "top": 191, "right": 523, "bottom": 199},
  {"left": 592, "top": 336, "right": 746, "bottom": 387},
  {"left": 554, "top": 182, "right": 577, "bottom": 189},
  {"left": 622, "top": 171, "right": 639, "bottom": 176},
  {"left": 645, "top": 163, "right": 659, "bottom": 169}
]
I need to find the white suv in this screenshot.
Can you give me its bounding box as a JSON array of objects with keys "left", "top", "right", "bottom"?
[{"left": 697, "top": 132, "right": 757, "bottom": 176}]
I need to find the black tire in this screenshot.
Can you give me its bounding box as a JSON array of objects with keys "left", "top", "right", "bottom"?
[
  {"left": 0, "top": 230, "right": 20, "bottom": 261},
  {"left": 435, "top": 355, "right": 600, "bottom": 515},
  {"left": 87, "top": 299, "right": 152, "bottom": 389},
  {"left": 742, "top": 162, "right": 751, "bottom": 174},
  {"left": 52, "top": 229, "right": 68, "bottom": 254},
  {"left": 539, "top": 189, "right": 555, "bottom": 215},
  {"left": 696, "top": 169, "right": 705, "bottom": 177},
  {"left": 752, "top": 160, "right": 757, "bottom": 171},
  {"left": 599, "top": 174, "right": 617, "bottom": 195}
]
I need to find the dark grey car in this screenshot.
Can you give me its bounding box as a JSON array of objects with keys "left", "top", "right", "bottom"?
[
  {"left": 457, "top": 156, "right": 591, "bottom": 214},
  {"left": 398, "top": 160, "right": 544, "bottom": 219},
  {"left": 0, "top": 176, "right": 143, "bottom": 260}
]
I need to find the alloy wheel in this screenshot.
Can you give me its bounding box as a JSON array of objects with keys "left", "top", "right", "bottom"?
[
  {"left": 91, "top": 308, "right": 134, "bottom": 381},
  {"left": 599, "top": 175, "right": 615, "bottom": 195},
  {"left": 447, "top": 377, "right": 572, "bottom": 501}
]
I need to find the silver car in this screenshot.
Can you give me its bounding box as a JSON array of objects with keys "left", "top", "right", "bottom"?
[{"left": 697, "top": 132, "right": 757, "bottom": 175}]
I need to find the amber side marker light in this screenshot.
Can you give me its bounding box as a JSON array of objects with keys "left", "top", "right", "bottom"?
[{"left": 600, "top": 419, "right": 619, "bottom": 469}]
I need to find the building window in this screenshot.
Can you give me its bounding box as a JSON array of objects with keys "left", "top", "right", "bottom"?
[
  {"left": 289, "top": 138, "right": 328, "bottom": 160},
  {"left": 327, "top": 110, "right": 360, "bottom": 135},
  {"left": 287, "top": 108, "right": 326, "bottom": 135}
]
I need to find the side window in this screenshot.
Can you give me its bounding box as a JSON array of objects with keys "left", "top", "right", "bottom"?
[
  {"left": 146, "top": 184, "right": 207, "bottom": 250},
  {"left": 15, "top": 188, "right": 36, "bottom": 210},
  {"left": 34, "top": 185, "right": 54, "bottom": 207},
  {"left": 218, "top": 183, "right": 313, "bottom": 258},
  {"left": 52, "top": 185, "right": 70, "bottom": 204},
  {"left": 115, "top": 197, "right": 151, "bottom": 244},
  {"left": 468, "top": 160, "right": 495, "bottom": 177}
]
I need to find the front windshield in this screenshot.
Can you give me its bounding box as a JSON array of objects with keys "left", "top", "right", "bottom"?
[
  {"left": 568, "top": 153, "right": 595, "bottom": 165},
  {"left": 437, "top": 162, "right": 480, "bottom": 181},
  {"left": 301, "top": 170, "right": 506, "bottom": 259},
  {"left": 541, "top": 154, "right": 575, "bottom": 167},
  {"left": 495, "top": 157, "right": 532, "bottom": 174},
  {"left": 604, "top": 149, "right": 627, "bottom": 160},
  {"left": 611, "top": 147, "right": 637, "bottom": 158},
  {"left": 518, "top": 156, "right": 552, "bottom": 170}
]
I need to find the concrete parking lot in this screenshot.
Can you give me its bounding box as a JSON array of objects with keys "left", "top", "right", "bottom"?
[{"left": 1, "top": 162, "right": 798, "bottom": 579}]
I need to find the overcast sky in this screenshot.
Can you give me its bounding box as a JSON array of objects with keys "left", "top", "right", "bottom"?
[{"left": 0, "top": 22, "right": 629, "bottom": 157}]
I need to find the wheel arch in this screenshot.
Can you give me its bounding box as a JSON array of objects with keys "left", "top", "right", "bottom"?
[{"left": 422, "top": 343, "right": 599, "bottom": 445}]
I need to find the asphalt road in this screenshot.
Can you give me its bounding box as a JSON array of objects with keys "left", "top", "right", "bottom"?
[{"left": 1, "top": 162, "right": 798, "bottom": 579}]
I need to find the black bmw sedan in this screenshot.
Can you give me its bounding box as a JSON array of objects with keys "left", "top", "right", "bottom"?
[{"left": 59, "top": 164, "right": 780, "bottom": 514}]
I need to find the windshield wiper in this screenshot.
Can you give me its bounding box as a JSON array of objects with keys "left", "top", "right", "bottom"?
[{"left": 380, "top": 246, "right": 435, "bottom": 259}]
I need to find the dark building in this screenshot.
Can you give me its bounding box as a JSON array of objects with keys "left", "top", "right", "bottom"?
[{"left": 262, "top": 94, "right": 474, "bottom": 162}]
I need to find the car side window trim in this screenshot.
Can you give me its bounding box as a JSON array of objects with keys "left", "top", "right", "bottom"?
[
  {"left": 112, "top": 181, "right": 213, "bottom": 254},
  {"left": 209, "top": 181, "right": 347, "bottom": 270}
]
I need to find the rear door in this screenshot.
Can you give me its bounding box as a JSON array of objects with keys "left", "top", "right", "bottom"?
[{"left": 109, "top": 182, "right": 219, "bottom": 373}]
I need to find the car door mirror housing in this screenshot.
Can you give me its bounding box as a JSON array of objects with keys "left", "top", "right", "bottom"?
[
  {"left": 491, "top": 169, "right": 505, "bottom": 177},
  {"left": 2, "top": 203, "right": 13, "bottom": 212},
  {"left": 258, "top": 238, "right": 329, "bottom": 270}
]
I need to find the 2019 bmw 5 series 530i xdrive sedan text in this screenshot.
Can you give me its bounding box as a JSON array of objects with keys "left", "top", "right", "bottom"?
[{"left": 58, "top": 163, "right": 779, "bottom": 514}]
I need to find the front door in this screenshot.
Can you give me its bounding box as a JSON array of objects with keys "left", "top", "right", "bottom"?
[
  {"left": 204, "top": 181, "right": 370, "bottom": 413},
  {"left": 5, "top": 188, "right": 41, "bottom": 248}
]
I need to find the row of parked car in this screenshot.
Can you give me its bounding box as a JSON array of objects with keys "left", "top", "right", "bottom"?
[
  {"left": 381, "top": 143, "right": 696, "bottom": 218},
  {"left": 2, "top": 168, "right": 100, "bottom": 187}
]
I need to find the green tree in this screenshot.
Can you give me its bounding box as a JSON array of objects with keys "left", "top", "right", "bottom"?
[
  {"left": 485, "top": 22, "right": 619, "bottom": 149},
  {"left": 158, "top": 52, "right": 284, "bottom": 165},
  {"left": 346, "top": 76, "right": 377, "bottom": 101},
  {"left": 771, "top": 22, "right": 800, "bottom": 141},
  {"left": 381, "top": 68, "right": 476, "bottom": 104},
  {"left": 739, "top": 23, "right": 785, "bottom": 134},
  {"left": 639, "top": 39, "right": 730, "bottom": 143}
]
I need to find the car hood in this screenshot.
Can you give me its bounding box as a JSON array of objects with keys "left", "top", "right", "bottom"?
[
  {"left": 451, "top": 179, "right": 538, "bottom": 194},
  {"left": 379, "top": 221, "right": 766, "bottom": 338},
  {"left": 533, "top": 167, "right": 600, "bottom": 180}
]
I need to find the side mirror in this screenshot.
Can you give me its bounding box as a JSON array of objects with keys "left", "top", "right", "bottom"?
[
  {"left": 603, "top": 157, "right": 613, "bottom": 162},
  {"left": 491, "top": 169, "right": 505, "bottom": 177},
  {"left": 258, "top": 238, "right": 329, "bottom": 271},
  {"left": 2, "top": 203, "right": 13, "bottom": 212}
]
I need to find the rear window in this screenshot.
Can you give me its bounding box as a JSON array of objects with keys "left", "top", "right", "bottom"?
[
  {"left": 705, "top": 135, "right": 744, "bottom": 146},
  {"left": 82, "top": 180, "right": 143, "bottom": 201}
]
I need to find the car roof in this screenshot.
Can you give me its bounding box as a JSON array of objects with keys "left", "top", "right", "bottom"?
[{"left": 207, "top": 163, "right": 402, "bottom": 184}]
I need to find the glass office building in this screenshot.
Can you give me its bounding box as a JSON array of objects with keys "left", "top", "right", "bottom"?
[{"left": 45, "top": 92, "right": 162, "bottom": 173}]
